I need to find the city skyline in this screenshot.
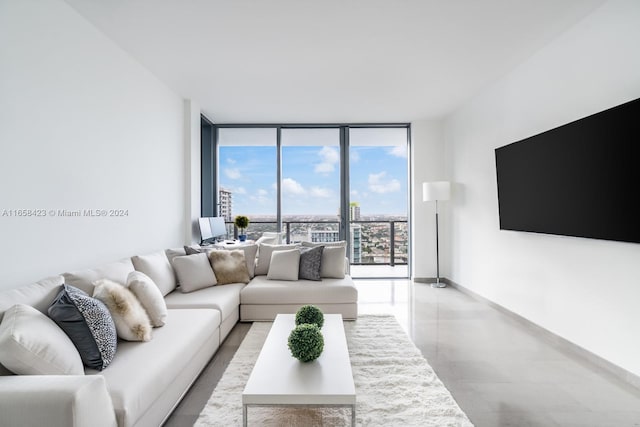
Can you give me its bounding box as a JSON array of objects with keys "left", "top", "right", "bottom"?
[{"left": 218, "top": 145, "right": 408, "bottom": 217}]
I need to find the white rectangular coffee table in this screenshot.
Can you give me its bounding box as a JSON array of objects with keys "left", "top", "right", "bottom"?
[{"left": 242, "top": 314, "right": 356, "bottom": 426}]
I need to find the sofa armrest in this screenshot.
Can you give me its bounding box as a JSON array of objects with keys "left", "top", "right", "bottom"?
[
  {"left": 344, "top": 257, "right": 350, "bottom": 276},
  {"left": 0, "top": 375, "right": 116, "bottom": 427}
]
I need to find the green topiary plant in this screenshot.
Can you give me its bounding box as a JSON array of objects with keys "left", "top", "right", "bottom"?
[
  {"left": 233, "top": 215, "right": 250, "bottom": 234},
  {"left": 288, "top": 323, "right": 324, "bottom": 362},
  {"left": 295, "top": 305, "right": 324, "bottom": 328}
]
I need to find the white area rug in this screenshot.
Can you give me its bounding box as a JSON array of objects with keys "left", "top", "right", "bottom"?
[{"left": 196, "top": 315, "right": 473, "bottom": 426}]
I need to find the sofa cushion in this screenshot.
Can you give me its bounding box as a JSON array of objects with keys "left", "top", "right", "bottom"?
[
  {"left": 48, "top": 285, "right": 117, "bottom": 371},
  {"left": 126, "top": 272, "right": 167, "bottom": 327},
  {"left": 0, "top": 304, "right": 84, "bottom": 375},
  {"left": 267, "top": 249, "right": 300, "bottom": 281},
  {"left": 164, "top": 283, "right": 244, "bottom": 321},
  {"left": 255, "top": 243, "right": 299, "bottom": 275},
  {"left": 131, "top": 252, "right": 176, "bottom": 296},
  {"left": 172, "top": 253, "right": 217, "bottom": 293},
  {"left": 164, "top": 247, "right": 186, "bottom": 265},
  {"left": 241, "top": 275, "right": 357, "bottom": 305},
  {"left": 0, "top": 275, "right": 64, "bottom": 323},
  {"left": 209, "top": 250, "right": 250, "bottom": 285},
  {"left": 63, "top": 259, "right": 134, "bottom": 295},
  {"left": 298, "top": 246, "right": 324, "bottom": 281},
  {"left": 93, "top": 280, "right": 152, "bottom": 342},
  {"left": 90, "top": 308, "right": 220, "bottom": 427}
]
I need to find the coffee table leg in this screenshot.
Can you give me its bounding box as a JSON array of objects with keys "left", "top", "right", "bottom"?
[
  {"left": 351, "top": 404, "right": 356, "bottom": 427},
  {"left": 243, "top": 404, "right": 247, "bottom": 427}
]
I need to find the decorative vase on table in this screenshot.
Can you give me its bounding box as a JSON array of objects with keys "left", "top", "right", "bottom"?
[{"left": 238, "top": 234, "right": 247, "bottom": 242}]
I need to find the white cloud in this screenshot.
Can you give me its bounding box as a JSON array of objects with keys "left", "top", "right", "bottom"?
[
  {"left": 368, "top": 171, "right": 401, "bottom": 194},
  {"left": 226, "top": 158, "right": 237, "bottom": 164},
  {"left": 350, "top": 150, "right": 360, "bottom": 162},
  {"left": 257, "top": 189, "right": 268, "bottom": 196},
  {"left": 310, "top": 187, "right": 332, "bottom": 198},
  {"left": 235, "top": 187, "right": 247, "bottom": 194},
  {"left": 314, "top": 146, "right": 339, "bottom": 173},
  {"left": 351, "top": 190, "right": 359, "bottom": 197},
  {"left": 224, "top": 168, "right": 241, "bottom": 179},
  {"left": 388, "top": 145, "right": 407, "bottom": 158},
  {"left": 281, "top": 177, "right": 305, "bottom": 195}
]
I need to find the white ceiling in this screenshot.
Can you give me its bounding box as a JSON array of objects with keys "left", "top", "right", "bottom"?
[{"left": 64, "top": 0, "right": 604, "bottom": 124}]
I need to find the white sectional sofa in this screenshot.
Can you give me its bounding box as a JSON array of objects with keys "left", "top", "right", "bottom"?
[{"left": 0, "top": 243, "right": 358, "bottom": 427}]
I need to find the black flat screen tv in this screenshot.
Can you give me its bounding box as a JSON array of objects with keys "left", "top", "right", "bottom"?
[{"left": 495, "top": 96, "right": 640, "bottom": 244}]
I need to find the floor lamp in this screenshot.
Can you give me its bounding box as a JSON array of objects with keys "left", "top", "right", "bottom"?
[{"left": 423, "top": 181, "right": 451, "bottom": 288}]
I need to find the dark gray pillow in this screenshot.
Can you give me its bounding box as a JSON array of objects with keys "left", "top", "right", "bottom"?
[
  {"left": 48, "top": 284, "right": 117, "bottom": 371},
  {"left": 299, "top": 246, "right": 324, "bottom": 281}
]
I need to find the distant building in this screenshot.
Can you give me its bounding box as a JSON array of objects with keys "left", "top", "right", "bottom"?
[
  {"left": 350, "top": 224, "right": 361, "bottom": 263},
  {"left": 219, "top": 188, "right": 232, "bottom": 221},
  {"left": 349, "top": 202, "right": 361, "bottom": 221},
  {"left": 309, "top": 229, "right": 339, "bottom": 243}
]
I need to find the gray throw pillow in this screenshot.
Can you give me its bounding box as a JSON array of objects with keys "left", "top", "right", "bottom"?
[{"left": 299, "top": 246, "right": 324, "bottom": 281}]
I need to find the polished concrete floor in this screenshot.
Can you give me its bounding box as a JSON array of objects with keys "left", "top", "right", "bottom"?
[{"left": 165, "top": 280, "right": 640, "bottom": 426}]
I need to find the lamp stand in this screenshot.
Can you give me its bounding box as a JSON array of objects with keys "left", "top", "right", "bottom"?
[{"left": 432, "top": 200, "right": 446, "bottom": 288}]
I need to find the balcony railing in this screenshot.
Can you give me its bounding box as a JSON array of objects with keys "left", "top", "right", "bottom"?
[{"left": 224, "top": 219, "right": 407, "bottom": 267}]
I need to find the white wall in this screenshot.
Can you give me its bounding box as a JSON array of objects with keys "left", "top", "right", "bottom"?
[
  {"left": 0, "top": 0, "right": 186, "bottom": 290},
  {"left": 444, "top": 0, "right": 640, "bottom": 376},
  {"left": 411, "top": 120, "right": 449, "bottom": 279}
]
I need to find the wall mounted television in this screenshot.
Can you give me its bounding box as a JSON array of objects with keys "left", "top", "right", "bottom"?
[{"left": 495, "top": 96, "right": 640, "bottom": 244}]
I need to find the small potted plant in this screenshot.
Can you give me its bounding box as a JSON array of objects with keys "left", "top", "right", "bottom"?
[{"left": 234, "top": 215, "right": 250, "bottom": 241}]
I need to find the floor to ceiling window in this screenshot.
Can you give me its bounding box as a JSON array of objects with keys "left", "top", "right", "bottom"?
[
  {"left": 281, "top": 128, "right": 341, "bottom": 243},
  {"left": 203, "top": 121, "right": 410, "bottom": 278},
  {"left": 348, "top": 128, "right": 409, "bottom": 278},
  {"left": 217, "top": 127, "right": 278, "bottom": 238}
]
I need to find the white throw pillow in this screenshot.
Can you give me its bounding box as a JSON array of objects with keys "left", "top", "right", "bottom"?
[
  {"left": 172, "top": 253, "right": 217, "bottom": 293},
  {"left": 255, "top": 243, "right": 299, "bottom": 275},
  {"left": 93, "top": 279, "right": 152, "bottom": 342},
  {"left": 320, "top": 245, "right": 347, "bottom": 278},
  {"left": 131, "top": 251, "right": 177, "bottom": 296},
  {"left": 267, "top": 249, "right": 300, "bottom": 281},
  {"left": 0, "top": 304, "right": 84, "bottom": 375},
  {"left": 126, "top": 271, "right": 168, "bottom": 327}
]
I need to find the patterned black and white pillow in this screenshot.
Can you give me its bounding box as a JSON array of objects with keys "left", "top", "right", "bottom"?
[{"left": 48, "top": 284, "right": 117, "bottom": 370}]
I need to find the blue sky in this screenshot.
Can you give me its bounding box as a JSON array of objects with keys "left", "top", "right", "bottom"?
[{"left": 219, "top": 145, "right": 408, "bottom": 216}]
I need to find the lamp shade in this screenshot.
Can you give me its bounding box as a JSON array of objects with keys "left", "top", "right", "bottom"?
[{"left": 423, "top": 181, "right": 451, "bottom": 202}]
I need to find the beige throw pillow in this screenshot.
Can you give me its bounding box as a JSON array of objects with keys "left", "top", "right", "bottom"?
[
  {"left": 255, "top": 243, "right": 299, "bottom": 275},
  {"left": 131, "top": 251, "right": 176, "bottom": 296},
  {"left": 93, "top": 279, "right": 152, "bottom": 342},
  {"left": 320, "top": 245, "right": 347, "bottom": 278},
  {"left": 267, "top": 249, "right": 300, "bottom": 281},
  {"left": 0, "top": 304, "right": 84, "bottom": 375},
  {"left": 126, "top": 271, "right": 168, "bottom": 327},
  {"left": 172, "top": 253, "right": 217, "bottom": 293},
  {"left": 209, "top": 250, "right": 250, "bottom": 285}
]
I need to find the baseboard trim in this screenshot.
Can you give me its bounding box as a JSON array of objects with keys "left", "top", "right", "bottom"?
[{"left": 413, "top": 276, "right": 640, "bottom": 390}]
